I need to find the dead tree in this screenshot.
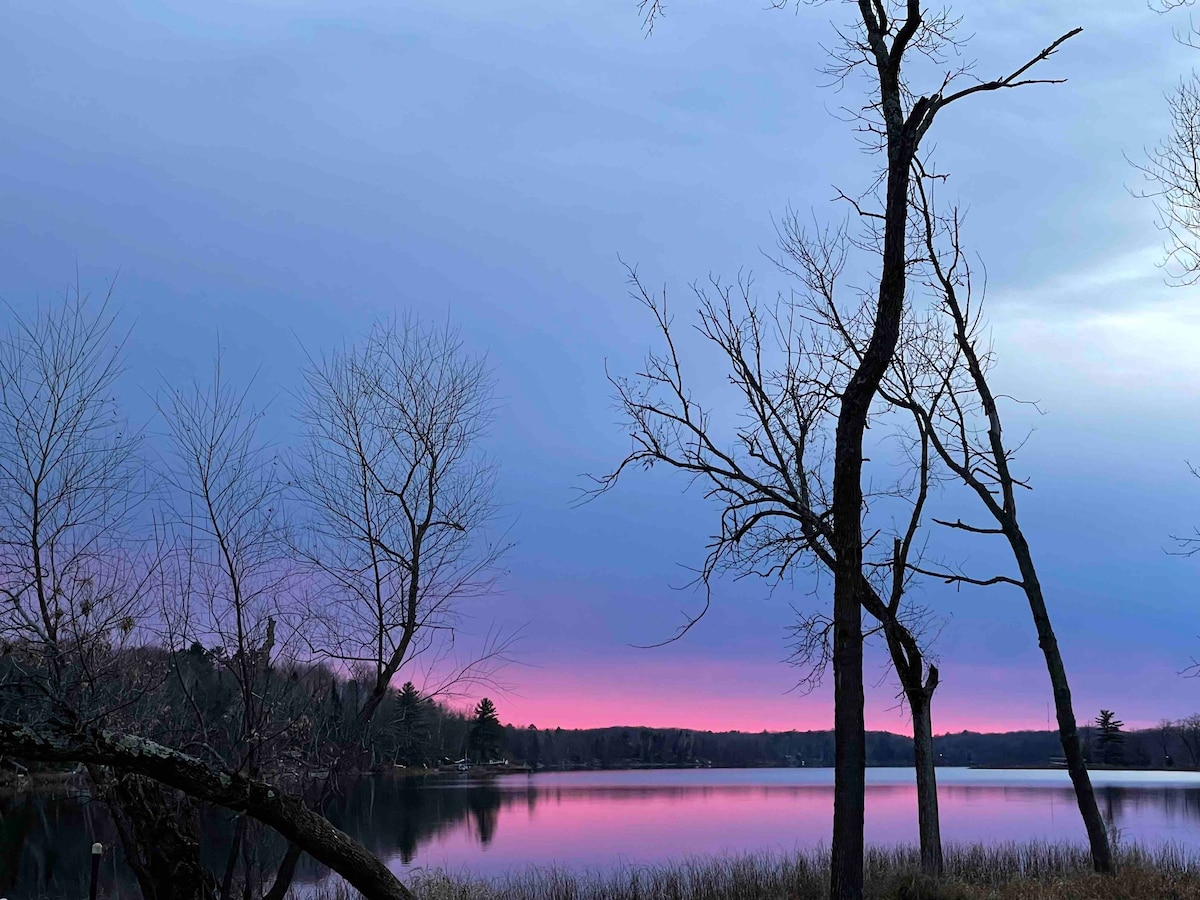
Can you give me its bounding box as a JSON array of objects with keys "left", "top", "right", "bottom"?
[
  {"left": 884, "top": 176, "right": 1113, "bottom": 873},
  {"left": 628, "top": 4, "right": 1081, "bottom": 894}
]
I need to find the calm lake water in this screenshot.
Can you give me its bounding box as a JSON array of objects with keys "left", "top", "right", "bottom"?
[{"left": 7, "top": 767, "right": 1200, "bottom": 896}]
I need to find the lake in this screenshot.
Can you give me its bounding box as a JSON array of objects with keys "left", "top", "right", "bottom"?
[{"left": 7, "top": 767, "right": 1200, "bottom": 896}]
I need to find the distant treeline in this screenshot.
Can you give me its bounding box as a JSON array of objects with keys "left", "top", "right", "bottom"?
[
  {"left": 6, "top": 639, "right": 1193, "bottom": 774},
  {"left": 498, "top": 717, "right": 1200, "bottom": 770}
]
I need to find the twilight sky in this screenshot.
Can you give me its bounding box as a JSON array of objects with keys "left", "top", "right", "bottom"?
[{"left": 2, "top": 0, "right": 1199, "bottom": 735}]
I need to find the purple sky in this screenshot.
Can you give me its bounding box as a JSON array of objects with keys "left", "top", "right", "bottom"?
[{"left": 2, "top": 0, "right": 1199, "bottom": 734}]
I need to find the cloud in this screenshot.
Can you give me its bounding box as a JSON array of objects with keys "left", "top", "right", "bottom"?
[
  {"left": 991, "top": 244, "right": 1170, "bottom": 313},
  {"left": 981, "top": 245, "right": 1200, "bottom": 422}
]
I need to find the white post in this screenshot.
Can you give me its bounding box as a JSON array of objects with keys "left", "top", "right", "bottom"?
[{"left": 89, "top": 842, "right": 103, "bottom": 900}]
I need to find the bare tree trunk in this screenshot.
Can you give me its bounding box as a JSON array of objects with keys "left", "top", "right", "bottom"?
[
  {"left": 902, "top": 151, "right": 1108, "bottom": 876},
  {"left": 100, "top": 771, "right": 218, "bottom": 900},
  {"left": 829, "top": 557, "right": 866, "bottom": 900},
  {"left": 828, "top": 85, "right": 928, "bottom": 900},
  {"left": 908, "top": 684, "right": 942, "bottom": 877},
  {"left": 220, "top": 815, "right": 247, "bottom": 900},
  {"left": 877, "top": 603, "right": 942, "bottom": 880},
  {"left": 262, "top": 842, "right": 304, "bottom": 900},
  {"left": 1010, "top": 532, "right": 1112, "bottom": 874},
  {"left": 0, "top": 723, "right": 415, "bottom": 900}
]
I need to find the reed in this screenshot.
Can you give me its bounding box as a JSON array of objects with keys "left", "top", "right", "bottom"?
[{"left": 296, "top": 843, "right": 1200, "bottom": 900}]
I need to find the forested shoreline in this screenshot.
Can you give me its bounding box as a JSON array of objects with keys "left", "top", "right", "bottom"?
[
  {"left": 500, "top": 720, "right": 1198, "bottom": 771},
  {"left": 4, "top": 641, "right": 1181, "bottom": 781},
  {"left": 7, "top": 643, "right": 1190, "bottom": 782}
]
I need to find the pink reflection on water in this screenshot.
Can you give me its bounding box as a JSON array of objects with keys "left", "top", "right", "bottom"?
[{"left": 389, "top": 768, "right": 1200, "bottom": 878}]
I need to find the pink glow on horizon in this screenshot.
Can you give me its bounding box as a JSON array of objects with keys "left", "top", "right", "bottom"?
[{"left": 475, "top": 658, "right": 1087, "bottom": 736}]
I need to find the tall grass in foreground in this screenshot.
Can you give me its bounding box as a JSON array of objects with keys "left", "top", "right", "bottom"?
[{"left": 297, "top": 843, "right": 1200, "bottom": 900}]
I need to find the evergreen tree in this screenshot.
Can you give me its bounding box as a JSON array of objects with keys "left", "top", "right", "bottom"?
[
  {"left": 394, "top": 682, "right": 431, "bottom": 765},
  {"left": 468, "top": 698, "right": 504, "bottom": 762},
  {"left": 1096, "top": 710, "right": 1125, "bottom": 765}
]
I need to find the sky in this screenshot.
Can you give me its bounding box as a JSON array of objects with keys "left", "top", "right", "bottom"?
[{"left": 2, "top": 0, "right": 1199, "bottom": 736}]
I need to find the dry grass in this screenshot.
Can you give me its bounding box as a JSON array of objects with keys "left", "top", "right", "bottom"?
[{"left": 298, "top": 844, "right": 1200, "bottom": 900}]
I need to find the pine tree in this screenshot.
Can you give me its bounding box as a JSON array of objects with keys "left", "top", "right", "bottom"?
[
  {"left": 1096, "top": 709, "right": 1125, "bottom": 765},
  {"left": 468, "top": 698, "right": 504, "bottom": 762},
  {"left": 394, "top": 682, "right": 432, "bottom": 765}
]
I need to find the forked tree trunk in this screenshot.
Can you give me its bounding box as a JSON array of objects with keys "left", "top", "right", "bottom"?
[
  {"left": 907, "top": 685, "right": 942, "bottom": 877},
  {"left": 829, "top": 90, "right": 931, "bottom": 898}
]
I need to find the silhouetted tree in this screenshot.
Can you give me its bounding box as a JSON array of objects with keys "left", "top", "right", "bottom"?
[
  {"left": 260, "top": 314, "right": 512, "bottom": 894},
  {"left": 158, "top": 355, "right": 309, "bottom": 899},
  {"left": 294, "top": 315, "right": 510, "bottom": 732},
  {"left": 885, "top": 177, "right": 1112, "bottom": 873},
  {"left": 1137, "top": 0, "right": 1200, "bottom": 285},
  {"left": 1097, "top": 710, "right": 1126, "bottom": 765},
  {"left": 469, "top": 698, "right": 504, "bottom": 762},
  {"left": 0, "top": 290, "right": 217, "bottom": 898},
  {"left": 1138, "top": 0, "right": 1200, "bottom": 633},
  {"left": 613, "top": 4, "right": 1082, "bottom": 895},
  {"left": 393, "top": 682, "right": 432, "bottom": 765}
]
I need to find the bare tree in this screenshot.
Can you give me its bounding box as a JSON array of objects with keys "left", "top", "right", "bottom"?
[
  {"left": 597, "top": 249, "right": 956, "bottom": 872},
  {"left": 1177, "top": 714, "right": 1200, "bottom": 766},
  {"left": 779, "top": 216, "right": 950, "bottom": 875},
  {"left": 0, "top": 287, "right": 151, "bottom": 723},
  {"left": 1135, "top": 72, "right": 1200, "bottom": 284},
  {"left": 617, "top": 4, "right": 1081, "bottom": 894},
  {"left": 1139, "top": 2, "right": 1200, "bottom": 559},
  {"left": 0, "top": 289, "right": 228, "bottom": 897},
  {"left": 157, "top": 358, "right": 312, "bottom": 899},
  {"left": 249, "top": 315, "right": 511, "bottom": 894},
  {"left": 159, "top": 359, "right": 297, "bottom": 770},
  {"left": 0, "top": 299, "right": 482, "bottom": 900},
  {"left": 882, "top": 175, "right": 1113, "bottom": 873},
  {"left": 294, "top": 315, "right": 508, "bottom": 732}
]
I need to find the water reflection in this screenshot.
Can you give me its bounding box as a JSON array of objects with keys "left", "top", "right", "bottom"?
[{"left": 9, "top": 769, "right": 1200, "bottom": 896}]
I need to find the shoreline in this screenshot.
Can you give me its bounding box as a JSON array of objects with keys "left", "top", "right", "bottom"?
[
  {"left": 300, "top": 843, "right": 1200, "bottom": 900},
  {"left": 10, "top": 760, "right": 1196, "bottom": 794}
]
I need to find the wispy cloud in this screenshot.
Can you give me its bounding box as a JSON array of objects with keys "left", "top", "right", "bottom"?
[
  {"left": 990, "top": 244, "right": 1170, "bottom": 314},
  {"left": 983, "top": 245, "right": 1200, "bottom": 418}
]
